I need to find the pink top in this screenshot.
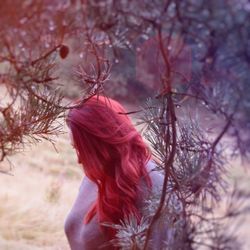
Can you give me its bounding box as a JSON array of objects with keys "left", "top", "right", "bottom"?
[{"left": 64, "top": 161, "right": 165, "bottom": 250}]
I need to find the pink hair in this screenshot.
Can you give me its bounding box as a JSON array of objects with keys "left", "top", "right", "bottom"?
[{"left": 66, "top": 95, "right": 152, "bottom": 239}]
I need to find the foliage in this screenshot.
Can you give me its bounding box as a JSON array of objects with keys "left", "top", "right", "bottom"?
[{"left": 1, "top": 0, "right": 250, "bottom": 249}]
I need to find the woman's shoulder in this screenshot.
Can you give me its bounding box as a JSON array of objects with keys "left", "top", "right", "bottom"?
[
  {"left": 65, "top": 176, "right": 106, "bottom": 250},
  {"left": 145, "top": 160, "right": 164, "bottom": 191},
  {"left": 146, "top": 160, "right": 163, "bottom": 177},
  {"left": 142, "top": 160, "right": 168, "bottom": 249},
  {"left": 136, "top": 160, "right": 163, "bottom": 208}
]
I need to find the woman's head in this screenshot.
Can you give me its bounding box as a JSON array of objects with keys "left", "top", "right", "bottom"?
[
  {"left": 66, "top": 95, "right": 151, "bottom": 238},
  {"left": 66, "top": 95, "right": 150, "bottom": 181}
]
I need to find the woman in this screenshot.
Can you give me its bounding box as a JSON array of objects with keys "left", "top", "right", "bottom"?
[{"left": 64, "top": 95, "right": 164, "bottom": 250}]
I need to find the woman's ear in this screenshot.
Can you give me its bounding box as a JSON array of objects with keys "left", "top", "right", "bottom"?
[
  {"left": 77, "top": 150, "right": 81, "bottom": 164},
  {"left": 69, "top": 130, "right": 81, "bottom": 164}
]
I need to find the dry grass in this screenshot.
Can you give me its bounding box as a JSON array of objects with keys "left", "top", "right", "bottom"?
[{"left": 0, "top": 132, "right": 82, "bottom": 250}]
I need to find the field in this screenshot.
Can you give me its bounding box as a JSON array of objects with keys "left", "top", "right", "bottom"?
[{"left": 0, "top": 129, "right": 82, "bottom": 250}]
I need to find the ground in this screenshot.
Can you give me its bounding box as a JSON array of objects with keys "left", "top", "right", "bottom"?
[{"left": 0, "top": 130, "right": 82, "bottom": 250}]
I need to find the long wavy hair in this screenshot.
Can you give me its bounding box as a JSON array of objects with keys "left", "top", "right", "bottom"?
[{"left": 66, "top": 95, "right": 152, "bottom": 239}]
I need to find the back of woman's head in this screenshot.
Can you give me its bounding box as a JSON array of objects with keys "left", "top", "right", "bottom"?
[{"left": 66, "top": 95, "right": 151, "bottom": 239}]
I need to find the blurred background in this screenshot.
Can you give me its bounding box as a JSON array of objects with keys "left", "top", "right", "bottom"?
[{"left": 1, "top": 0, "right": 250, "bottom": 249}]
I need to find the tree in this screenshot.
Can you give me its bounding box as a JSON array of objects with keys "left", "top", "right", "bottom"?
[{"left": 1, "top": 0, "right": 250, "bottom": 249}]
